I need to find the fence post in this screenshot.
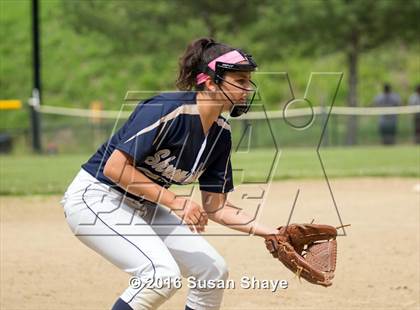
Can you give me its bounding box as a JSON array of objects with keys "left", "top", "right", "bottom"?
[
  {"left": 30, "top": 0, "right": 42, "bottom": 153},
  {"left": 29, "top": 89, "right": 42, "bottom": 153}
]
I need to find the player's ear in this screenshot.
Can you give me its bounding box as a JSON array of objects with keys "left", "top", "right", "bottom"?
[{"left": 205, "top": 79, "right": 217, "bottom": 92}]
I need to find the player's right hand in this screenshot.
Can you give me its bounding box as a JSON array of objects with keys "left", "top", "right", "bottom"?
[{"left": 172, "top": 197, "right": 208, "bottom": 233}]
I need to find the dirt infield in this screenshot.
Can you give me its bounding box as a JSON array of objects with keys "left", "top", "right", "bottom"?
[{"left": 1, "top": 178, "right": 419, "bottom": 310}]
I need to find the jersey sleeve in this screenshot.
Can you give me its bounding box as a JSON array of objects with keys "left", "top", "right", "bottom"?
[
  {"left": 115, "top": 101, "right": 166, "bottom": 165},
  {"left": 198, "top": 139, "right": 234, "bottom": 194}
]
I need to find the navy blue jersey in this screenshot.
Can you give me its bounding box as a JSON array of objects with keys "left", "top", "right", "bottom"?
[{"left": 82, "top": 91, "right": 233, "bottom": 201}]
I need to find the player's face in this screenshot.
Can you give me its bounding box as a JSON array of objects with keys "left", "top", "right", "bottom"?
[{"left": 220, "top": 71, "right": 254, "bottom": 111}]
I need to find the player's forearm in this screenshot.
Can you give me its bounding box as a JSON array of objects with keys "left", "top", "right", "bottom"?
[
  {"left": 119, "top": 165, "right": 176, "bottom": 207},
  {"left": 104, "top": 158, "right": 177, "bottom": 209},
  {"left": 209, "top": 201, "right": 279, "bottom": 237},
  {"left": 201, "top": 192, "right": 278, "bottom": 236}
]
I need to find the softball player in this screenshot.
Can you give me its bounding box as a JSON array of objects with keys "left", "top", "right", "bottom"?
[{"left": 61, "top": 38, "right": 280, "bottom": 310}]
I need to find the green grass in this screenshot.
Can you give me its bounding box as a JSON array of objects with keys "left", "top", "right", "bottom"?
[
  {"left": 0, "top": 154, "right": 87, "bottom": 196},
  {"left": 1, "top": 146, "right": 418, "bottom": 196},
  {"left": 233, "top": 145, "right": 419, "bottom": 181}
]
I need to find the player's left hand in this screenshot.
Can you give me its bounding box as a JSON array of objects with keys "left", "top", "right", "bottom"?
[{"left": 264, "top": 223, "right": 338, "bottom": 287}]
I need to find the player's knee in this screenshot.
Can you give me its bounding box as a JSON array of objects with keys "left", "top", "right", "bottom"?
[
  {"left": 194, "top": 254, "right": 229, "bottom": 281},
  {"left": 214, "top": 256, "right": 229, "bottom": 281},
  {"left": 133, "top": 260, "right": 181, "bottom": 283},
  {"left": 160, "top": 261, "right": 182, "bottom": 280}
]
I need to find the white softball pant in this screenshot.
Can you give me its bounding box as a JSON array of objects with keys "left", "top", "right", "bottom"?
[{"left": 61, "top": 169, "right": 228, "bottom": 310}]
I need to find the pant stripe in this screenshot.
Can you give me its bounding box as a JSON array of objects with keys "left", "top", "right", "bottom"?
[{"left": 81, "top": 184, "right": 156, "bottom": 304}]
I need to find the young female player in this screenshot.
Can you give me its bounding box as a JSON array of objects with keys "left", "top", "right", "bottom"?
[{"left": 61, "top": 37, "right": 280, "bottom": 310}]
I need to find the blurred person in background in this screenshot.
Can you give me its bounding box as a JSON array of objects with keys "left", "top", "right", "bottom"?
[
  {"left": 373, "top": 83, "right": 401, "bottom": 145},
  {"left": 408, "top": 85, "right": 420, "bottom": 144}
]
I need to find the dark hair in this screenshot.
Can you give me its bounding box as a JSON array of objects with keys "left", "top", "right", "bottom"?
[
  {"left": 176, "top": 37, "right": 235, "bottom": 91},
  {"left": 384, "top": 83, "right": 391, "bottom": 93}
]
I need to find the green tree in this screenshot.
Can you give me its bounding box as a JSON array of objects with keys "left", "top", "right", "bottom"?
[
  {"left": 173, "top": 0, "right": 263, "bottom": 38},
  {"left": 62, "top": 0, "right": 186, "bottom": 53},
  {"left": 61, "top": 0, "right": 263, "bottom": 53},
  {"left": 253, "top": 0, "right": 420, "bottom": 144}
]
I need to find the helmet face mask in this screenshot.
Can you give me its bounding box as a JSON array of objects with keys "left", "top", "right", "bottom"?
[
  {"left": 197, "top": 50, "right": 258, "bottom": 117},
  {"left": 213, "top": 54, "right": 258, "bottom": 117},
  {"left": 217, "top": 78, "right": 257, "bottom": 117}
]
